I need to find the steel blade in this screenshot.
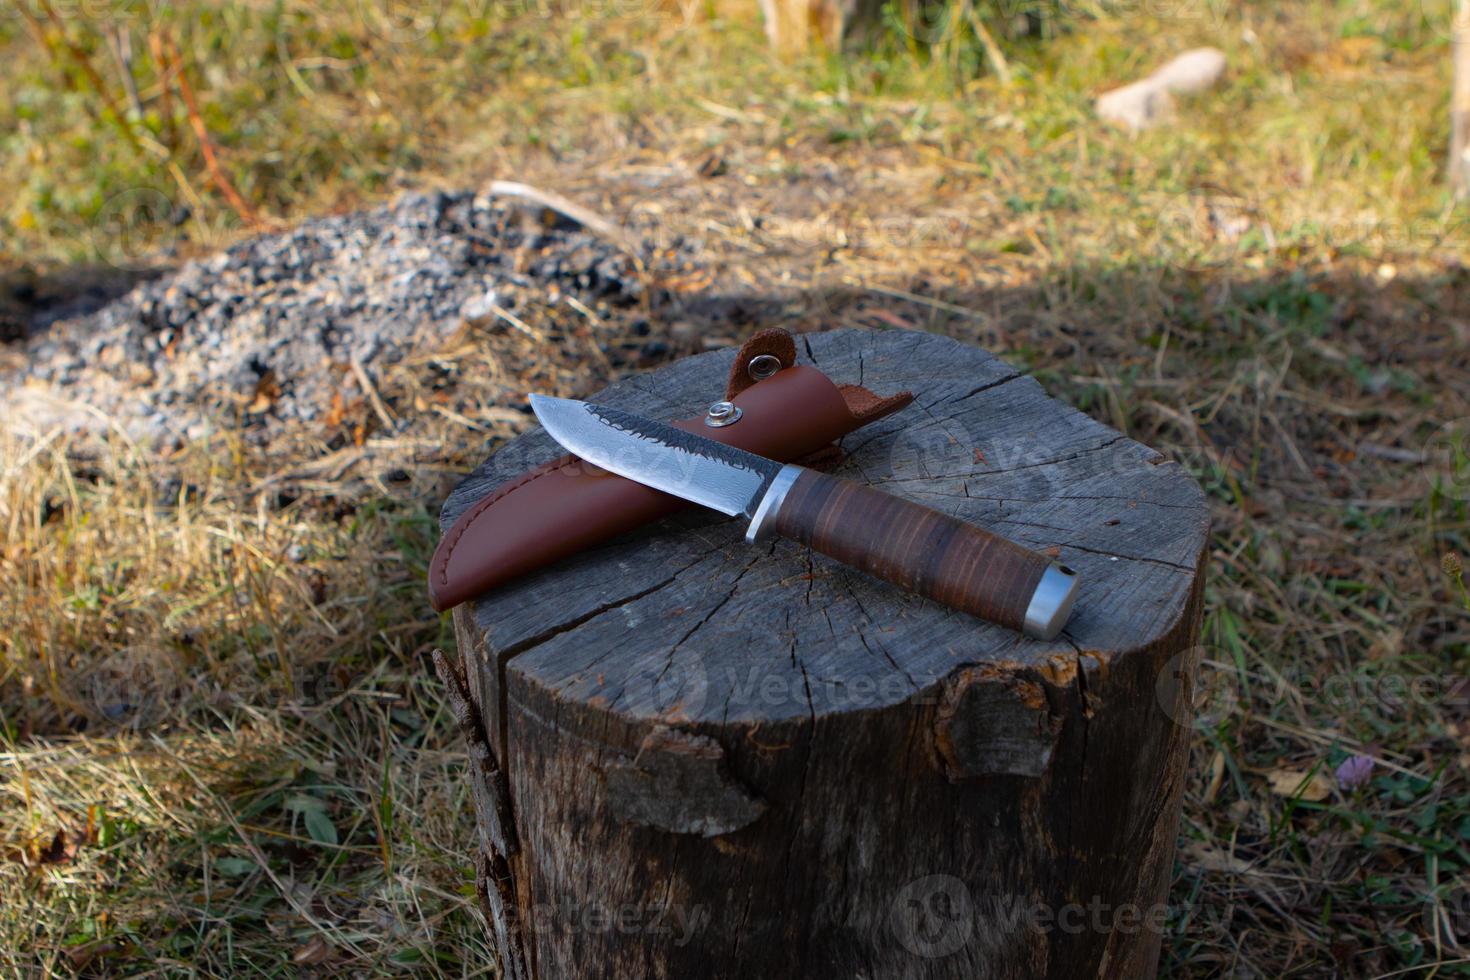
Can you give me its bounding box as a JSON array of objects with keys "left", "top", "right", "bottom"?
[{"left": 529, "top": 395, "right": 783, "bottom": 518}]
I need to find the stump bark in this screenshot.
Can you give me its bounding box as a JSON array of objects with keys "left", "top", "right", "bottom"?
[{"left": 438, "top": 328, "right": 1210, "bottom": 980}]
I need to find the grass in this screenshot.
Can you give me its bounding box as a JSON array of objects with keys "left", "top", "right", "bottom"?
[{"left": 3, "top": 0, "right": 1470, "bottom": 975}]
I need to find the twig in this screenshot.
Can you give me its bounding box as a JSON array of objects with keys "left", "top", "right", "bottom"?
[
  {"left": 350, "top": 357, "right": 397, "bottom": 431},
  {"left": 430, "top": 405, "right": 488, "bottom": 432},
  {"left": 488, "top": 302, "right": 544, "bottom": 342},
  {"left": 1357, "top": 442, "right": 1426, "bottom": 464},
  {"left": 863, "top": 282, "right": 988, "bottom": 319},
  {"left": 165, "top": 159, "right": 209, "bottom": 221},
  {"left": 963, "top": 0, "right": 1012, "bottom": 85},
  {"left": 160, "top": 30, "right": 263, "bottom": 231},
  {"left": 276, "top": 33, "right": 316, "bottom": 100},
  {"left": 563, "top": 294, "right": 600, "bottom": 324},
  {"left": 485, "top": 180, "right": 635, "bottom": 255},
  {"left": 107, "top": 24, "right": 144, "bottom": 119},
  {"left": 565, "top": 295, "right": 614, "bottom": 372},
  {"left": 695, "top": 98, "right": 767, "bottom": 123},
  {"left": 147, "top": 30, "right": 179, "bottom": 150}
]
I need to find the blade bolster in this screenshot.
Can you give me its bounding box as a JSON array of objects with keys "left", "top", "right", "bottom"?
[{"left": 745, "top": 465, "right": 804, "bottom": 544}]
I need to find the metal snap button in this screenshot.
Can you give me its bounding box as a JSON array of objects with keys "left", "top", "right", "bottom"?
[
  {"left": 747, "top": 354, "right": 783, "bottom": 381},
  {"left": 704, "top": 400, "right": 743, "bottom": 427}
]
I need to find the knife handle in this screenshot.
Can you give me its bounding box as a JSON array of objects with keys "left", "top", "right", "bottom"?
[{"left": 747, "top": 466, "right": 1079, "bottom": 639}]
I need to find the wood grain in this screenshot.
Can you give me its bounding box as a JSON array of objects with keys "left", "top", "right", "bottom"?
[
  {"left": 440, "top": 328, "right": 1211, "bottom": 979},
  {"left": 770, "top": 468, "right": 1053, "bottom": 631}
]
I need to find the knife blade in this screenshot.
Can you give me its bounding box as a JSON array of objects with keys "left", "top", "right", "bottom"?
[{"left": 529, "top": 394, "right": 1079, "bottom": 639}]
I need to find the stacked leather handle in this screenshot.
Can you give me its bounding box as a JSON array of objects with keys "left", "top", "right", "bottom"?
[{"left": 768, "top": 469, "right": 1052, "bottom": 632}]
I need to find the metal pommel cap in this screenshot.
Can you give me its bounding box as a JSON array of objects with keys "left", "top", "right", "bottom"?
[{"left": 1023, "top": 564, "right": 1081, "bottom": 640}]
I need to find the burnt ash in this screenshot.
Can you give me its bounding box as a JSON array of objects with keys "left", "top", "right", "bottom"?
[{"left": 5, "top": 190, "right": 688, "bottom": 441}]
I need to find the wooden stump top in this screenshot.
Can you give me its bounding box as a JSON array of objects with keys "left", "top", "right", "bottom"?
[{"left": 442, "top": 329, "right": 1209, "bottom": 730}]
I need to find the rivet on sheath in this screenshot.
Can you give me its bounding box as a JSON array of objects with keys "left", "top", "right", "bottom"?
[
  {"left": 747, "top": 354, "right": 783, "bottom": 381},
  {"left": 704, "top": 401, "right": 743, "bottom": 427}
]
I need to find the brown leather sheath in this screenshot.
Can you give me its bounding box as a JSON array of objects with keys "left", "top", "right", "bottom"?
[{"left": 428, "top": 329, "right": 913, "bottom": 611}]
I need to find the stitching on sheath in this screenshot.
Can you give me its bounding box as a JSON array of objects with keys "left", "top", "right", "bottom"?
[{"left": 438, "top": 454, "right": 578, "bottom": 584}]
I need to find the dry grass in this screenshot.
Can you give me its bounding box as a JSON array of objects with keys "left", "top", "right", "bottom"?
[
  {"left": 3, "top": 0, "right": 1470, "bottom": 976},
  {"left": 0, "top": 315, "right": 623, "bottom": 971},
  {"left": 0, "top": 425, "right": 481, "bottom": 973}
]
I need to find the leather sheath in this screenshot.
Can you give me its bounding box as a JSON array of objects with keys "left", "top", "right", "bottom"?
[{"left": 428, "top": 329, "right": 913, "bottom": 611}]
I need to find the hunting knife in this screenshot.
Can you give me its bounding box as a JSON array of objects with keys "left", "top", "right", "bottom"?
[{"left": 530, "top": 395, "right": 1080, "bottom": 639}]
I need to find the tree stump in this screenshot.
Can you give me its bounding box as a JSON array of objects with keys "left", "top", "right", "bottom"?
[{"left": 438, "top": 328, "right": 1210, "bottom": 980}]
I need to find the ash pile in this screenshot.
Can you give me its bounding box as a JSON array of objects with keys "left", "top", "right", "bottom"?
[{"left": 4, "top": 190, "right": 699, "bottom": 444}]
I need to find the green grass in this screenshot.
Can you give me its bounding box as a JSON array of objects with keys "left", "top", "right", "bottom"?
[
  {"left": 4, "top": 0, "right": 1465, "bottom": 265},
  {"left": 3, "top": 0, "right": 1470, "bottom": 975}
]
